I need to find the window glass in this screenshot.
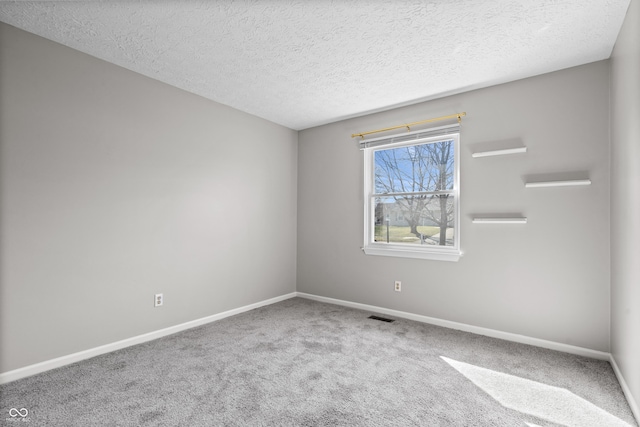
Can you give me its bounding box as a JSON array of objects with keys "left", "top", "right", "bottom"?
[{"left": 363, "top": 133, "right": 460, "bottom": 261}]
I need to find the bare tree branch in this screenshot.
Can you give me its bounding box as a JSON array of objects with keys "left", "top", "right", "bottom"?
[{"left": 374, "top": 140, "right": 455, "bottom": 245}]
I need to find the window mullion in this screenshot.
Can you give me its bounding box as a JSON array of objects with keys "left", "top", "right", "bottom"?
[{"left": 372, "top": 190, "right": 454, "bottom": 197}]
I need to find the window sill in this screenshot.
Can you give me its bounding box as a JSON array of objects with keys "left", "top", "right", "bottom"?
[{"left": 363, "top": 245, "right": 462, "bottom": 262}]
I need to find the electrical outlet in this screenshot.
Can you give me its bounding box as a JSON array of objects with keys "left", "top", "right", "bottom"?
[
  {"left": 154, "top": 293, "right": 163, "bottom": 307},
  {"left": 394, "top": 281, "right": 401, "bottom": 292}
]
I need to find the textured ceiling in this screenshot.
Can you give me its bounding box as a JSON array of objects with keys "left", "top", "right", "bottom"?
[{"left": 0, "top": 0, "right": 631, "bottom": 130}]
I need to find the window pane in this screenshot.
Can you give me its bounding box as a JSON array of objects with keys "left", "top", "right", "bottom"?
[
  {"left": 374, "top": 139, "right": 455, "bottom": 194},
  {"left": 373, "top": 195, "right": 455, "bottom": 246}
]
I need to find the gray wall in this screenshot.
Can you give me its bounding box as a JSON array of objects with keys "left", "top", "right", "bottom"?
[
  {"left": 611, "top": 0, "right": 640, "bottom": 413},
  {"left": 298, "top": 61, "right": 611, "bottom": 351},
  {"left": 0, "top": 23, "right": 297, "bottom": 373}
]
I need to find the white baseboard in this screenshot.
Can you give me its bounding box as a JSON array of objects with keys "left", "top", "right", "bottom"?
[
  {"left": 0, "top": 292, "right": 297, "bottom": 385},
  {"left": 296, "top": 292, "right": 611, "bottom": 361},
  {"left": 610, "top": 355, "right": 640, "bottom": 425},
  {"left": 4, "top": 290, "right": 637, "bottom": 426}
]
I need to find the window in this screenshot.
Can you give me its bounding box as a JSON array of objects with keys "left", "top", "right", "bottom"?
[{"left": 362, "top": 126, "right": 461, "bottom": 261}]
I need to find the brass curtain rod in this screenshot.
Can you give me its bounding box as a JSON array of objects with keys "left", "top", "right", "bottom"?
[{"left": 351, "top": 112, "right": 466, "bottom": 139}]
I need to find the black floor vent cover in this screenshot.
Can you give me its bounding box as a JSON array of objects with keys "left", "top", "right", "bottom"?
[{"left": 368, "top": 315, "right": 395, "bottom": 323}]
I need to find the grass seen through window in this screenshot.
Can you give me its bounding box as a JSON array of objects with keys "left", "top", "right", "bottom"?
[{"left": 374, "top": 225, "right": 442, "bottom": 243}]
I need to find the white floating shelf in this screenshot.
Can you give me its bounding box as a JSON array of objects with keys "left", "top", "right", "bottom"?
[
  {"left": 472, "top": 218, "right": 528, "bottom": 224},
  {"left": 472, "top": 147, "right": 527, "bottom": 158},
  {"left": 525, "top": 179, "right": 591, "bottom": 188}
]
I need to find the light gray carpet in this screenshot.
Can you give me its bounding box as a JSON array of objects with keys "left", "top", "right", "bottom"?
[{"left": 0, "top": 297, "right": 637, "bottom": 426}]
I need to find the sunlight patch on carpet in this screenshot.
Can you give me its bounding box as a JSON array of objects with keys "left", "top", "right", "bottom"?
[{"left": 440, "top": 356, "right": 631, "bottom": 427}]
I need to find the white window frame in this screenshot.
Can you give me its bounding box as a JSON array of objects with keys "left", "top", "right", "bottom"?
[{"left": 363, "top": 131, "right": 461, "bottom": 262}]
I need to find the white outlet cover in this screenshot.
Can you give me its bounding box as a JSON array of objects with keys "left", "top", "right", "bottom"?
[{"left": 154, "top": 293, "right": 163, "bottom": 307}]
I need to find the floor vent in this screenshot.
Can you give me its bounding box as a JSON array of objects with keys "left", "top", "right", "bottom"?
[{"left": 368, "top": 315, "right": 395, "bottom": 323}]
